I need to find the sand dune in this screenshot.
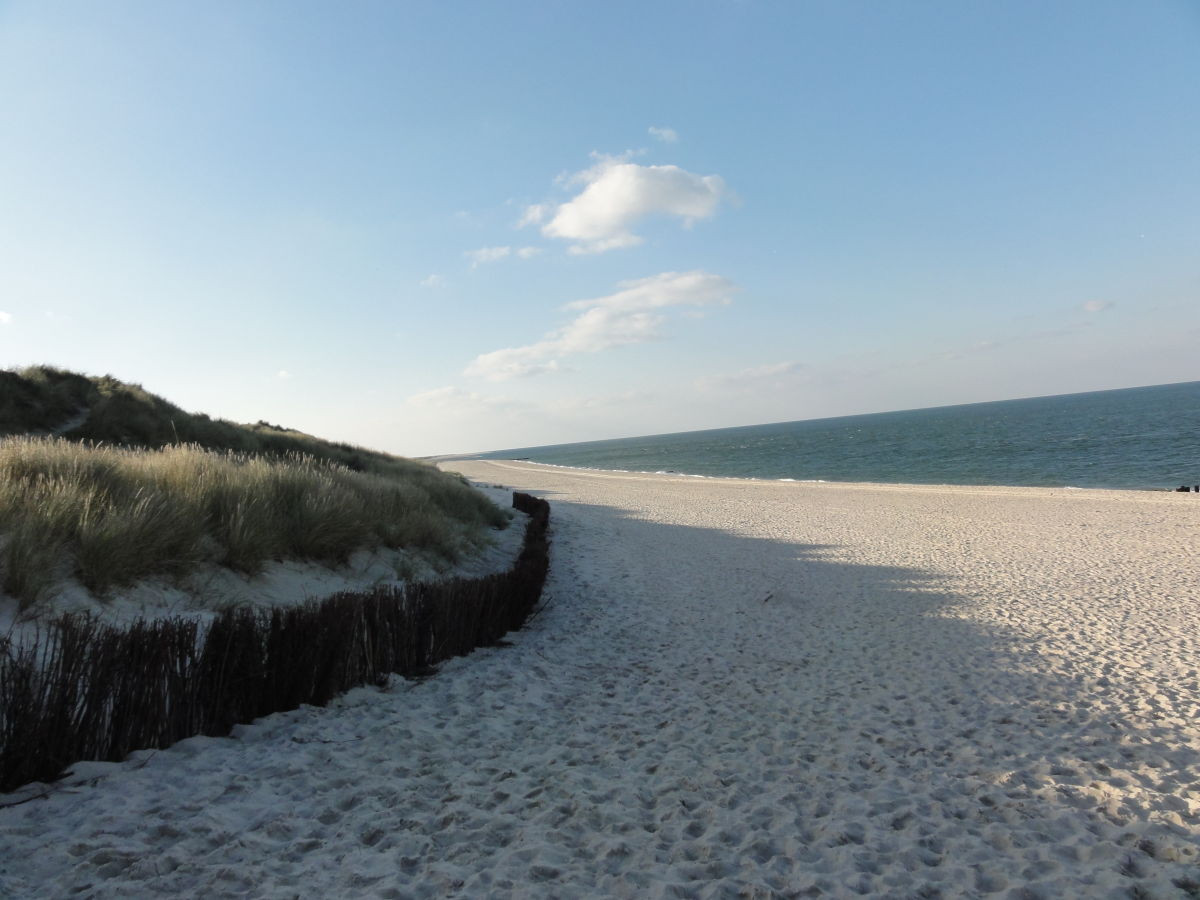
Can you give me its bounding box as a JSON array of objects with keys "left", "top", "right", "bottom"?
[{"left": 2, "top": 462, "right": 1198, "bottom": 897}]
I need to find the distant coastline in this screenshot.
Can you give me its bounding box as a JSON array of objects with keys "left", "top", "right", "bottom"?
[
  {"left": 455, "top": 458, "right": 1191, "bottom": 498},
  {"left": 469, "top": 381, "right": 1200, "bottom": 492}
]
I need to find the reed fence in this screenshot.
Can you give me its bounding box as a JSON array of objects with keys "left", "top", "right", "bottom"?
[{"left": 0, "top": 493, "right": 549, "bottom": 792}]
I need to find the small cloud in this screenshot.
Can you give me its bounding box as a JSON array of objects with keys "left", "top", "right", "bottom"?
[
  {"left": 554, "top": 389, "right": 653, "bottom": 412},
  {"left": 566, "top": 234, "right": 643, "bottom": 256},
  {"left": 465, "top": 270, "right": 737, "bottom": 381},
  {"left": 408, "top": 386, "right": 473, "bottom": 407},
  {"left": 0, "top": 311, "right": 11, "bottom": 325},
  {"left": 517, "top": 204, "right": 551, "bottom": 227},
  {"left": 648, "top": 126, "right": 678, "bottom": 143},
  {"left": 419, "top": 274, "right": 446, "bottom": 288},
  {"left": 698, "top": 361, "right": 805, "bottom": 391},
  {"left": 525, "top": 153, "right": 728, "bottom": 254},
  {"left": 1082, "top": 300, "right": 1114, "bottom": 313},
  {"left": 406, "top": 386, "right": 515, "bottom": 412},
  {"left": 552, "top": 149, "right": 643, "bottom": 189},
  {"left": 277, "top": 370, "right": 292, "bottom": 380},
  {"left": 466, "top": 246, "right": 512, "bottom": 268},
  {"left": 466, "top": 246, "right": 543, "bottom": 268}
]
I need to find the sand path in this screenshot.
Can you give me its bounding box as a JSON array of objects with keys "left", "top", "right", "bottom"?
[{"left": 2, "top": 462, "right": 1199, "bottom": 897}]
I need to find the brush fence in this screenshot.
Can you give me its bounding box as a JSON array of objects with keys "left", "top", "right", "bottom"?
[{"left": 0, "top": 493, "right": 550, "bottom": 793}]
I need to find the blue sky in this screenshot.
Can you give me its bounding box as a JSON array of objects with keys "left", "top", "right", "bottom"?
[{"left": 1, "top": 1, "right": 1197, "bottom": 456}]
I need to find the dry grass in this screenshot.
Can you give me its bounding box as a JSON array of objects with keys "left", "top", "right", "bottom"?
[
  {"left": 0, "top": 438, "right": 508, "bottom": 610},
  {"left": 0, "top": 494, "right": 550, "bottom": 792},
  {"left": 0, "top": 365, "right": 458, "bottom": 484}
]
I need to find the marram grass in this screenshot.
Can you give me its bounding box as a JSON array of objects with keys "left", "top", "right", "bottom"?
[
  {"left": 0, "top": 493, "right": 550, "bottom": 792},
  {"left": 0, "top": 437, "right": 508, "bottom": 610}
]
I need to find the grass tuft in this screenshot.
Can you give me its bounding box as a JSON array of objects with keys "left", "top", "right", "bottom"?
[
  {"left": 0, "top": 366, "right": 509, "bottom": 609},
  {"left": 0, "top": 493, "right": 549, "bottom": 792},
  {"left": 0, "top": 438, "right": 507, "bottom": 609}
]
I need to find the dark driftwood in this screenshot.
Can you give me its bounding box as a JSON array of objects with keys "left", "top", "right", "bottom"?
[{"left": 0, "top": 495, "right": 550, "bottom": 793}]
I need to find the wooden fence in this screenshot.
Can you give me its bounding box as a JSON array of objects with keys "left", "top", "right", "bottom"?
[{"left": 0, "top": 493, "right": 549, "bottom": 793}]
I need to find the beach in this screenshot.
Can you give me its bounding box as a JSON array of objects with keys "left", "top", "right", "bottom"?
[{"left": 2, "top": 461, "right": 1199, "bottom": 897}]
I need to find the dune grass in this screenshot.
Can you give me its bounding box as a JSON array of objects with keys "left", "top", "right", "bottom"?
[
  {"left": 0, "top": 367, "right": 94, "bottom": 435},
  {"left": 1, "top": 365, "right": 432, "bottom": 479},
  {"left": 0, "top": 494, "right": 550, "bottom": 792},
  {"left": 0, "top": 438, "right": 508, "bottom": 611},
  {"left": 0, "top": 365, "right": 509, "bottom": 611}
]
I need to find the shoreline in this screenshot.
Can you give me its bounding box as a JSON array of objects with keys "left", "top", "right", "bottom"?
[
  {"left": 448, "top": 457, "right": 1192, "bottom": 498},
  {"left": 2, "top": 458, "right": 1198, "bottom": 896}
]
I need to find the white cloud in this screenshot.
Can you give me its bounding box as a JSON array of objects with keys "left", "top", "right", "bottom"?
[
  {"left": 648, "top": 126, "right": 678, "bottom": 143},
  {"left": 406, "top": 386, "right": 515, "bottom": 412},
  {"left": 465, "top": 246, "right": 542, "bottom": 267},
  {"left": 698, "top": 361, "right": 805, "bottom": 391},
  {"left": 277, "top": 370, "right": 292, "bottom": 380},
  {"left": 1082, "top": 300, "right": 1114, "bottom": 313},
  {"left": 517, "top": 204, "right": 551, "bottom": 227},
  {"left": 408, "top": 386, "right": 474, "bottom": 407},
  {"left": 419, "top": 274, "right": 446, "bottom": 288},
  {"left": 465, "top": 270, "right": 736, "bottom": 381},
  {"left": 466, "top": 246, "right": 512, "bottom": 267},
  {"left": 553, "top": 389, "right": 653, "bottom": 412},
  {"left": 0, "top": 311, "right": 11, "bottom": 325},
  {"left": 464, "top": 349, "right": 564, "bottom": 381},
  {"left": 522, "top": 155, "right": 727, "bottom": 254}
]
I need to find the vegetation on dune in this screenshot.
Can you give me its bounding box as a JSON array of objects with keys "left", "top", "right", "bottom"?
[
  {"left": 0, "top": 367, "right": 94, "bottom": 435},
  {"left": 0, "top": 366, "right": 508, "bottom": 611},
  {"left": 1, "top": 365, "right": 422, "bottom": 474},
  {"left": 0, "top": 494, "right": 551, "bottom": 793}
]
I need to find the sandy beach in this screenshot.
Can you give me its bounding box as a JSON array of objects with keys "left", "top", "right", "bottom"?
[{"left": 2, "top": 461, "right": 1199, "bottom": 897}]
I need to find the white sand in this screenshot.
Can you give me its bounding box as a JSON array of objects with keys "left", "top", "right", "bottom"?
[{"left": 2, "top": 462, "right": 1199, "bottom": 897}]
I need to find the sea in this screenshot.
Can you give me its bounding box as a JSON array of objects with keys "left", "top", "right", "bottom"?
[{"left": 473, "top": 381, "right": 1200, "bottom": 491}]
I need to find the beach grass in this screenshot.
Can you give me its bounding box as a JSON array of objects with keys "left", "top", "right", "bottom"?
[
  {"left": 1, "top": 365, "right": 426, "bottom": 479},
  {"left": 0, "top": 439, "right": 507, "bottom": 611},
  {"left": 0, "top": 492, "right": 549, "bottom": 792}
]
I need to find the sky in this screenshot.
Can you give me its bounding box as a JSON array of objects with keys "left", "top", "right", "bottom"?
[{"left": 1, "top": 1, "right": 1198, "bottom": 456}]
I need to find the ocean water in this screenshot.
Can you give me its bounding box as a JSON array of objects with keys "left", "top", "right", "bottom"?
[{"left": 475, "top": 381, "right": 1200, "bottom": 490}]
